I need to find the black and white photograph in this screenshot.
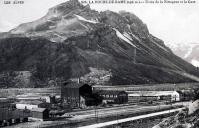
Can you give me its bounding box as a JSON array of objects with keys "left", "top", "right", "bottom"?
[{"left": 0, "top": 0, "right": 199, "bottom": 127}]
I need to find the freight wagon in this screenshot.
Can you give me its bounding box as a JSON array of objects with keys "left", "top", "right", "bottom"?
[{"left": 0, "top": 108, "right": 30, "bottom": 127}]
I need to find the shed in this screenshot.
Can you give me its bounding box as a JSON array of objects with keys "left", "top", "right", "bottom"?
[{"left": 31, "top": 108, "right": 49, "bottom": 121}]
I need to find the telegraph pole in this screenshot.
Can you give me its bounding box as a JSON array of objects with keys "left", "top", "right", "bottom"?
[{"left": 133, "top": 48, "right": 136, "bottom": 64}]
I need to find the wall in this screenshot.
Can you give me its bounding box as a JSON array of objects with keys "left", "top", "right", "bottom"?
[{"left": 16, "top": 104, "right": 38, "bottom": 110}]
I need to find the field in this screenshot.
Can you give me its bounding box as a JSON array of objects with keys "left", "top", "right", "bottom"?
[
  {"left": 93, "top": 82, "right": 199, "bottom": 91},
  {"left": 0, "top": 88, "right": 61, "bottom": 98}
]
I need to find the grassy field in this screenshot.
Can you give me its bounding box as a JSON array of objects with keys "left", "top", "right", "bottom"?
[
  {"left": 93, "top": 82, "right": 199, "bottom": 91},
  {"left": 0, "top": 87, "right": 61, "bottom": 98}
]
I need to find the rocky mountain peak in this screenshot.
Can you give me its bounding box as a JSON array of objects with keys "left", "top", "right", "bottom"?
[
  {"left": 52, "top": 0, "right": 83, "bottom": 10},
  {"left": 8, "top": 0, "right": 150, "bottom": 42},
  {"left": 0, "top": 0, "right": 199, "bottom": 87},
  {"left": 47, "top": 0, "right": 84, "bottom": 16}
]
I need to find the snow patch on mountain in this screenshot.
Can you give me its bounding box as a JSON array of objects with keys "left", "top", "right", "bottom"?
[
  {"left": 123, "top": 32, "right": 133, "bottom": 41},
  {"left": 79, "top": 22, "right": 89, "bottom": 29},
  {"left": 74, "top": 14, "right": 98, "bottom": 24},
  {"left": 129, "top": 33, "right": 141, "bottom": 42},
  {"left": 165, "top": 42, "right": 179, "bottom": 51},
  {"left": 113, "top": 28, "right": 136, "bottom": 48},
  {"left": 191, "top": 60, "right": 199, "bottom": 67},
  {"left": 184, "top": 45, "right": 194, "bottom": 58}
]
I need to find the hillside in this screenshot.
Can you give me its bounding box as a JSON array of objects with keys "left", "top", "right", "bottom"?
[
  {"left": 0, "top": 0, "right": 199, "bottom": 87},
  {"left": 153, "top": 100, "right": 199, "bottom": 128}
]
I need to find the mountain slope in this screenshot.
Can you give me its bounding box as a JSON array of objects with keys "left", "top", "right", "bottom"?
[{"left": 0, "top": 0, "right": 199, "bottom": 87}]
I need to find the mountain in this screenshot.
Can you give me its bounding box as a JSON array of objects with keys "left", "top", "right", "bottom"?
[
  {"left": 167, "top": 43, "right": 199, "bottom": 67},
  {"left": 0, "top": 0, "right": 199, "bottom": 87}
]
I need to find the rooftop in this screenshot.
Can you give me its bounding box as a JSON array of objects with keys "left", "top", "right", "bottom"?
[
  {"left": 94, "top": 90, "right": 127, "bottom": 95},
  {"left": 128, "top": 91, "right": 179, "bottom": 97},
  {"left": 16, "top": 100, "right": 44, "bottom": 105},
  {"left": 31, "top": 108, "right": 47, "bottom": 112}
]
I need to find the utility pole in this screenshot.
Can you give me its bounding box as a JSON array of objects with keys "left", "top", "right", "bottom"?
[{"left": 133, "top": 48, "right": 136, "bottom": 64}]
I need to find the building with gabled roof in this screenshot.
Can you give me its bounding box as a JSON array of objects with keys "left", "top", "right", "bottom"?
[
  {"left": 61, "top": 81, "right": 92, "bottom": 108},
  {"left": 31, "top": 108, "right": 49, "bottom": 121}
]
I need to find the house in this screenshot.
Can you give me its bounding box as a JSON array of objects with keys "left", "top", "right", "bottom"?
[
  {"left": 61, "top": 82, "right": 92, "bottom": 108},
  {"left": 95, "top": 90, "right": 128, "bottom": 104},
  {"left": 128, "top": 91, "right": 180, "bottom": 102},
  {"left": 31, "top": 108, "right": 49, "bottom": 121}
]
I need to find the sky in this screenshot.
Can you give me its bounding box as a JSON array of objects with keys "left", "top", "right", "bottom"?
[{"left": 0, "top": 0, "right": 199, "bottom": 45}]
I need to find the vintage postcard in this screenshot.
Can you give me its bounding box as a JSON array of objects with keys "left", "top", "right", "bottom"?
[{"left": 0, "top": 0, "right": 199, "bottom": 127}]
